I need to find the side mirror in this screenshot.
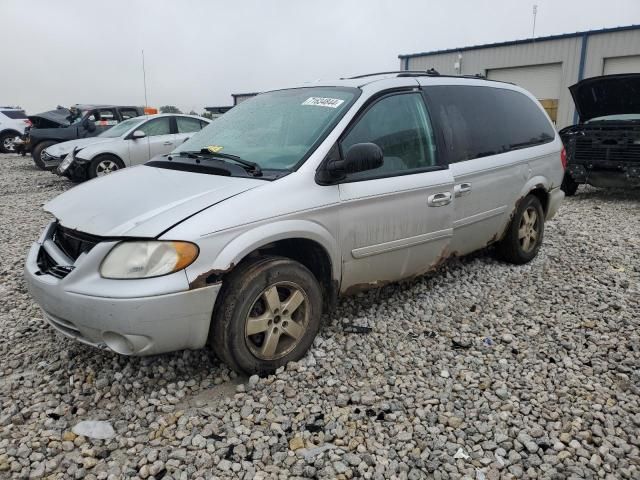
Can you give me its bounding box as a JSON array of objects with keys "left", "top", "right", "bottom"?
[
  {"left": 84, "top": 119, "right": 96, "bottom": 132},
  {"left": 342, "top": 143, "right": 384, "bottom": 174},
  {"left": 131, "top": 130, "right": 146, "bottom": 139},
  {"left": 317, "top": 143, "right": 383, "bottom": 185}
]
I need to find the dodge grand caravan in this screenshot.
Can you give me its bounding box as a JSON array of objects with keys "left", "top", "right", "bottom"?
[{"left": 25, "top": 72, "right": 565, "bottom": 374}]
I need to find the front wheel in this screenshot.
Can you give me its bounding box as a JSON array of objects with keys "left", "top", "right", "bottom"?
[
  {"left": 211, "top": 256, "right": 323, "bottom": 375},
  {"left": 32, "top": 140, "right": 57, "bottom": 169},
  {"left": 88, "top": 155, "right": 125, "bottom": 179},
  {"left": 496, "top": 194, "right": 545, "bottom": 264}
]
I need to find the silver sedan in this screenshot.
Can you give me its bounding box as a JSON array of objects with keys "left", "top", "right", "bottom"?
[{"left": 43, "top": 114, "right": 210, "bottom": 180}]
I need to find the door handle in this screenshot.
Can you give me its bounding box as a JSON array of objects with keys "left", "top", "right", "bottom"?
[
  {"left": 454, "top": 182, "right": 472, "bottom": 197},
  {"left": 427, "top": 191, "right": 452, "bottom": 207},
  {"left": 163, "top": 141, "right": 173, "bottom": 145}
]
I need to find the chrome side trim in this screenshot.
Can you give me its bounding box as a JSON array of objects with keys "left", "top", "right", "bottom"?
[
  {"left": 453, "top": 205, "right": 508, "bottom": 229},
  {"left": 351, "top": 228, "right": 453, "bottom": 259}
]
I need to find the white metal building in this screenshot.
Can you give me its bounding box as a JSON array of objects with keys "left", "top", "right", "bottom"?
[{"left": 399, "top": 25, "right": 640, "bottom": 128}]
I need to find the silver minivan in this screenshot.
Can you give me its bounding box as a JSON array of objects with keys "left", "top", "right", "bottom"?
[{"left": 25, "top": 72, "right": 565, "bottom": 374}]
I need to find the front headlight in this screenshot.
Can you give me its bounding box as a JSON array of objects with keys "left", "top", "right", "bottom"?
[
  {"left": 58, "top": 149, "right": 75, "bottom": 173},
  {"left": 100, "top": 241, "right": 199, "bottom": 279}
]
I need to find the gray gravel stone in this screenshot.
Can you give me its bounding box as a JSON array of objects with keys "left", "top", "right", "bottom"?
[{"left": 0, "top": 153, "right": 639, "bottom": 479}]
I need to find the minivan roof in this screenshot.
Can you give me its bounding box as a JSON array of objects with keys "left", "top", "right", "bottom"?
[{"left": 274, "top": 71, "right": 513, "bottom": 91}]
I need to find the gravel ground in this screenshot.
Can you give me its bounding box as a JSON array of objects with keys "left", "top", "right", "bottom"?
[{"left": 0, "top": 152, "right": 639, "bottom": 480}]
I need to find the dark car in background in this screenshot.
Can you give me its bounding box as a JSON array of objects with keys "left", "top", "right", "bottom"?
[
  {"left": 24, "top": 105, "right": 146, "bottom": 169},
  {"left": 560, "top": 74, "right": 640, "bottom": 195}
]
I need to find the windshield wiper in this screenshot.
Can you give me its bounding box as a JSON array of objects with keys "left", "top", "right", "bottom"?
[{"left": 179, "top": 150, "right": 262, "bottom": 176}]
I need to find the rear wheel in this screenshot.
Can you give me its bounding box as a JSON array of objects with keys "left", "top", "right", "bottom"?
[
  {"left": 88, "top": 155, "right": 125, "bottom": 179},
  {"left": 0, "top": 131, "right": 18, "bottom": 153},
  {"left": 561, "top": 173, "right": 579, "bottom": 196},
  {"left": 496, "top": 194, "right": 545, "bottom": 264},
  {"left": 211, "top": 256, "right": 323, "bottom": 375},
  {"left": 32, "top": 140, "right": 57, "bottom": 169}
]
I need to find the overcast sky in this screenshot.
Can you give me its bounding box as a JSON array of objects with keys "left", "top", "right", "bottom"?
[{"left": 2, "top": 0, "right": 639, "bottom": 114}]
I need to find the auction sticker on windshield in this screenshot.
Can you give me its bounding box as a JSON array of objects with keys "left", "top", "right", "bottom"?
[{"left": 301, "top": 97, "right": 345, "bottom": 108}]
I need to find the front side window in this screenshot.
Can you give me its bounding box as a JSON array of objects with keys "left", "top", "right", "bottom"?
[
  {"left": 174, "top": 87, "right": 357, "bottom": 171},
  {"left": 426, "top": 85, "right": 555, "bottom": 164},
  {"left": 341, "top": 92, "right": 437, "bottom": 180},
  {"left": 139, "top": 117, "right": 171, "bottom": 136},
  {"left": 177, "top": 116, "right": 205, "bottom": 133}
]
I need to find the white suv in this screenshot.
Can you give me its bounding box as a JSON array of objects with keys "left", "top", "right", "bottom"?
[
  {"left": 0, "top": 107, "right": 31, "bottom": 153},
  {"left": 25, "top": 72, "right": 565, "bottom": 374}
]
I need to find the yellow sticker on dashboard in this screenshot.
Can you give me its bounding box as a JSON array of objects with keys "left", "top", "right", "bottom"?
[{"left": 206, "top": 145, "right": 224, "bottom": 153}]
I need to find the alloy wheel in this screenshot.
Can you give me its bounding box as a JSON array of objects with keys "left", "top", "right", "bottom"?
[
  {"left": 3, "top": 137, "right": 15, "bottom": 152},
  {"left": 518, "top": 206, "right": 539, "bottom": 252},
  {"left": 96, "top": 160, "right": 119, "bottom": 176},
  {"left": 245, "top": 281, "right": 309, "bottom": 360}
]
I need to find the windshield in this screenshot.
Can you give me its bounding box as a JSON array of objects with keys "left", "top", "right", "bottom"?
[
  {"left": 174, "top": 87, "right": 358, "bottom": 170},
  {"left": 98, "top": 117, "right": 146, "bottom": 138},
  {"left": 586, "top": 113, "right": 640, "bottom": 123}
]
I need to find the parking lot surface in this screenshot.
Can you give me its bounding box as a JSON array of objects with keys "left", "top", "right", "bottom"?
[{"left": 1, "top": 153, "right": 639, "bottom": 479}]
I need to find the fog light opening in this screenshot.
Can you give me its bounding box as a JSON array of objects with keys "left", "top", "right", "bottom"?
[{"left": 102, "top": 331, "right": 135, "bottom": 355}]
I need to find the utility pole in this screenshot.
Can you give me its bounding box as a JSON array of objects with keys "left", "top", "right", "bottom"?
[
  {"left": 142, "top": 50, "right": 149, "bottom": 108},
  {"left": 532, "top": 5, "right": 538, "bottom": 38}
]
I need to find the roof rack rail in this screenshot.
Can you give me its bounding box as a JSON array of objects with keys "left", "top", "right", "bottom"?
[{"left": 343, "top": 70, "right": 441, "bottom": 80}]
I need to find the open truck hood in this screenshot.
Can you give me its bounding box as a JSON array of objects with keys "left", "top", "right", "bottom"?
[
  {"left": 570, "top": 74, "right": 640, "bottom": 123},
  {"left": 28, "top": 108, "right": 71, "bottom": 128},
  {"left": 44, "top": 164, "right": 262, "bottom": 237}
]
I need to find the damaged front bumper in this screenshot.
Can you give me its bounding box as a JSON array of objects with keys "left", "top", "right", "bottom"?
[
  {"left": 24, "top": 221, "right": 219, "bottom": 356},
  {"left": 561, "top": 123, "right": 640, "bottom": 188}
]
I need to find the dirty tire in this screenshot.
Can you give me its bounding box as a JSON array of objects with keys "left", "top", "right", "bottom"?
[
  {"left": 211, "top": 256, "right": 323, "bottom": 375},
  {"left": 0, "top": 131, "right": 18, "bottom": 153},
  {"left": 31, "top": 140, "right": 57, "bottom": 169},
  {"left": 88, "top": 154, "right": 125, "bottom": 179},
  {"left": 496, "top": 194, "right": 545, "bottom": 265},
  {"left": 561, "top": 173, "right": 579, "bottom": 196}
]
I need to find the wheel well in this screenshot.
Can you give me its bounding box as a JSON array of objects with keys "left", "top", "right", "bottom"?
[
  {"left": 528, "top": 187, "right": 549, "bottom": 214},
  {"left": 0, "top": 129, "right": 21, "bottom": 137},
  {"left": 233, "top": 238, "right": 336, "bottom": 313}
]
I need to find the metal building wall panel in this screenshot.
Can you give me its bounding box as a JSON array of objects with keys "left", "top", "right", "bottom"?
[
  {"left": 407, "top": 37, "right": 582, "bottom": 127},
  {"left": 584, "top": 30, "right": 640, "bottom": 76}
]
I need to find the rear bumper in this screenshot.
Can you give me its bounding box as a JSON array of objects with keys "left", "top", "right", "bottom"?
[
  {"left": 24, "top": 234, "right": 219, "bottom": 356},
  {"left": 546, "top": 187, "right": 564, "bottom": 220}
]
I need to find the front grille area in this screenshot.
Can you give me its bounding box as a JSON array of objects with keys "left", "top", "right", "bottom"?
[
  {"left": 37, "top": 248, "right": 74, "bottom": 279},
  {"left": 52, "top": 224, "right": 101, "bottom": 261},
  {"left": 572, "top": 125, "right": 640, "bottom": 165},
  {"left": 36, "top": 223, "right": 103, "bottom": 279},
  {"left": 575, "top": 138, "right": 640, "bottom": 164}
]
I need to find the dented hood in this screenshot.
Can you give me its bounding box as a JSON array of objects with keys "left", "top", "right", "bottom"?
[
  {"left": 44, "top": 165, "right": 262, "bottom": 237},
  {"left": 570, "top": 74, "right": 640, "bottom": 122},
  {"left": 28, "top": 108, "right": 71, "bottom": 126}
]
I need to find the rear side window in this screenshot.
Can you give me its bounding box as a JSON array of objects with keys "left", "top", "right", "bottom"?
[
  {"left": 425, "top": 85, "right": 555, "bottom": 164},
  {"left": 1, "top": 110, "right": 27, "bottom": 119},
  {"left": 177, "top": 116, "right": 205, "bottom": 133}
]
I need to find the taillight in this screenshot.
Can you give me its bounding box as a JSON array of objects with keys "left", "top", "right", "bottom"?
[
  {"left": 24, "top": 119, "right": 32, "bottom": 127},
  {"left": 560, "top": 146, "right": 567, "bottom": 170}
]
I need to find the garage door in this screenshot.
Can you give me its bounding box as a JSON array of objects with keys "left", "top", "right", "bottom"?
[
  {"left": 603, "top": 55, "right": 640, "bottom": 75},
  {"left": 487, "top": 63, "right": 562, "bottom": 123}
]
